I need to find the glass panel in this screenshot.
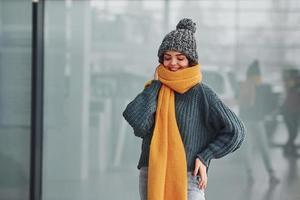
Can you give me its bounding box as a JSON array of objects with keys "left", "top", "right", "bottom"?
[
  {"left": 42, "top": 1, "right": 300, "bottom": 200},
  {"left": 43, "top": 1, "right": 152, "bottom": 199},
  {"left": 203, "top": 71, "right": 225, "bottom": 94},
  {"left": 0, "top": 1, "right": 32, "bottom": 199}
]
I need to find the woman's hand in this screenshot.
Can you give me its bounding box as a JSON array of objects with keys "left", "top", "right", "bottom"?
[
  {"left": 193, "top": 158, "right": 207, "bottom": 190},
  {"left": 154, "top": 66, "right": 159, "bottom": 80}
]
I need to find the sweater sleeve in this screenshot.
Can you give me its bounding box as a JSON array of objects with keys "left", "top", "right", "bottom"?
[
  {"left": 122, "top": 80, "right": 161, "bottom": 138},
  {"left": 197, "top": 99, "right": 245, "bottom": 167}
]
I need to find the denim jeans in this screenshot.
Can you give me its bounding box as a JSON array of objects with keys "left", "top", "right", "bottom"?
[{"left": 139, "top": 167, "right": 205, "bottom": 200}]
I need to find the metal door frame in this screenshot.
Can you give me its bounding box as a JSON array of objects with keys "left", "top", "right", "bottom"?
[{"left": 30, "top": 0, "right": 45, "bottom": 200}]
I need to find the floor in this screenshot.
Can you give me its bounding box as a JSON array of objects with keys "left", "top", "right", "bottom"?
[
  {"left": 203, "top": 121, "right": 300, "bottom": 200},
  {"left": 41, "top": 122, "right": 300, "bottom": 200}
]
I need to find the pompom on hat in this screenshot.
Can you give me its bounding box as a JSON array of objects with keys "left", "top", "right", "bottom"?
[{"left": 158, "top": 18, "right": 198, "bottom": 65}]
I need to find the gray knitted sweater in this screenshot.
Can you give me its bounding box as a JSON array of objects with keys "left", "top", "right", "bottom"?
[{"left": 123, "top": 80, "right": 245, "bottom": 172}]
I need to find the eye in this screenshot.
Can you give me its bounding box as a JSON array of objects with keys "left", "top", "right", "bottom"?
[
  {"left": 164, "top": 57, "right": 171, "bottom": 61},
  {"left": 177, "top": 57, "right": 185, "bottom": 61}
]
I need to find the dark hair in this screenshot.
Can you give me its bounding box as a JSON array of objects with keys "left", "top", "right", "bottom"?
[
  {"left": 187, "top": 57, "right": 198, "bottom": 67},
  {"left": 247, "top": 60, "right": 261, "bottom": 78}
]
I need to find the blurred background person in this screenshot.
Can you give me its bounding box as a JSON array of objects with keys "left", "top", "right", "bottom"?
[
  {"left": 281, "top": 68, "right": 300, "bottom": 157},
  {"left": 238, "top": 60, "right": 280, "bottom": 185}
]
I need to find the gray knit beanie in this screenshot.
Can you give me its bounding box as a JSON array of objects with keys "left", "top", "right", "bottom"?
[{"left": 158, "top": 18, "right": 198, "bottom": 65}]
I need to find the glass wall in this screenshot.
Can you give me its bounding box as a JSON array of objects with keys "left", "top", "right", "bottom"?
[
  {"left": 42, "top": 1, "right": 164, "bottom": 199},
  {"left": 0, "top": 0, "right": 32, "bottom": 199},
  {"left": 42, "top": 0, "right": 300, "bottom": 200}
]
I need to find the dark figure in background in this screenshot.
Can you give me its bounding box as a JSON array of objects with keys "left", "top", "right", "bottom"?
[
  {"left": 281, "top": 68, "right": 300, "bottom": 156},
  {"left": 239, "top": 60, "right": 280, "bottom": 185}
]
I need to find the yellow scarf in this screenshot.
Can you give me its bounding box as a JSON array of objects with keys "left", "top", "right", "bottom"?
[{"left": 146, "top": 64, "right": 202, "bottom": 200}]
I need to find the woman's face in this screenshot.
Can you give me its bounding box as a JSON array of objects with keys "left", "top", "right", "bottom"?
[{"left": 163, "top": 51, "right": 189, "bottom": 72}]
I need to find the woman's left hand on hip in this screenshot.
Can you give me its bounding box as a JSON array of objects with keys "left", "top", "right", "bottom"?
[{"left": 193, "top": 158, "right": 207, "bottom": 190}]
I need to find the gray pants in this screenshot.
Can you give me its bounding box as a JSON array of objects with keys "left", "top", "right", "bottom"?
[
  {"left": 139, "top": 167, "right": 205, "bottom": 200},
  {"left": 242, "top": 121, "right": 274, "bottom": 175}
]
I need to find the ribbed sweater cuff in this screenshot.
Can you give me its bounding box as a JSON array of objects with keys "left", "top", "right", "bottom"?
[
  {"left": 144, "top": 80, "right": 161, "bottom": 111},
  {"left": 122, "top": 80, "right": 161, "bottom": 135},
  {"left": 144, "top": 80, "right": 161, "bottom": 94},
  {"left": 197, "top": 150, "right": 214, "bottom": 168}
]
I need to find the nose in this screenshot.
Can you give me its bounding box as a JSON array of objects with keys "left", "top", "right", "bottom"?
[{"left": 171, "top": 58, "right": 177, "bottom": 66}]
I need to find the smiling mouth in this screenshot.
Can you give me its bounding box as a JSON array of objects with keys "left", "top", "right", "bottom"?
[{"left": 169, "top": 67, "right": 180, "bottom": 71}]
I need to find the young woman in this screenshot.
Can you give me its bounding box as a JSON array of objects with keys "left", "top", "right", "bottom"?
[{"left": 123, "top": 18, "right": 245, "bottom": 200}]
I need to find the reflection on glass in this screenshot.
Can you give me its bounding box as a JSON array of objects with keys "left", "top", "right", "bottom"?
[{"left": 0, "top": 1, "right": 32, "bottom": 199}]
